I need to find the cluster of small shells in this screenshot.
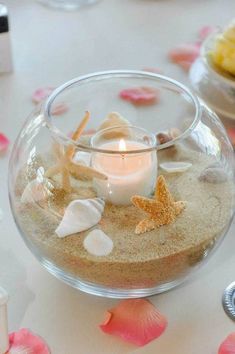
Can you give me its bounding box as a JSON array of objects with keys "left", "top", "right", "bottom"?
[{"left": 156, "top": 128, "right": 181, "bottom": 145}]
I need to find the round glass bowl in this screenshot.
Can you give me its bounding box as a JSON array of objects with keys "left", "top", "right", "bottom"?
[
  {"left": 190, "top": 29, "right": 235, "bottom": 120},
  {"left": 9, "top": 70, "right": 235, "bottom": 298}
]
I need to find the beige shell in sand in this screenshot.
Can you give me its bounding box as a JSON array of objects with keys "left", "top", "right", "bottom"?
[
  {"left": 98, "top": 112, "right": 130, "bottom": 139},
  {"left": 21, "top": 179, "right": 53, "bottom": 204},
  {"left": 83, "top": 229, "right": 113, "bottom": 256},
  {"left": 160, "top": 161, "right": 192, "bottom": 173}
]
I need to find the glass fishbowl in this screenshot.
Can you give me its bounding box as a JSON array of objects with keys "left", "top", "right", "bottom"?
[{"left": 8, "top": 71, "right": 235, "bottom": 298}]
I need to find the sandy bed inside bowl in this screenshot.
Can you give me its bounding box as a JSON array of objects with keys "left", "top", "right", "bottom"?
[{"left": 15, "top": 145, "right": 234, "bottom": 289}]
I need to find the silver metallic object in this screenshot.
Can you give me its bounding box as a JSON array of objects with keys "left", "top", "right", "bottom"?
[{"left": 222, "top": 282, "right": 235, "bottom": 321}]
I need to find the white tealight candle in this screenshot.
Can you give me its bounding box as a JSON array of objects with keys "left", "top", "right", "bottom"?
[
  {"left": 0, "top": 286, "right": 9, "bottom": 354},
  {"left": 91, "top": 138, "right": 157, "bottom": 205}
]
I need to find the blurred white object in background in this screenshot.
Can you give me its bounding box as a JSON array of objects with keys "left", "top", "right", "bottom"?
[
  {"left": 0, "top": 286, "right": 9, "bottom": 354},
  {"left": 37, "top": 0, "right": 101, "bottom": 10},
  {"left": 0, "top": 4, "right": 13, "bottom": 74}
]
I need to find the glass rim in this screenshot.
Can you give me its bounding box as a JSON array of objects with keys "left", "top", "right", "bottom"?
[
  {"left": 90, "top": 125, "right": 157, "bottom": 154},
  {"left": 43, "top": 70, "right": 202, "bottom": 155}
]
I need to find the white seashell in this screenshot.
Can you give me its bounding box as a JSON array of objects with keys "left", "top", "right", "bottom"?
[
  {"left": 160, "top": 162, "right": 192, "bottom": 173},
  {"left": 21, "top": 179, "right": 47, "bottom": 203},
  {"left": 83, "top": 229, "right": 113, "bottom": 256},
  {"left": 55, "top": 198, "right": 105, "bottom": 237},
  {"left": 98, "top": 112, "right": 130, "bottom": 139},
  {"left": 98, "top": 112, "right": 130, "bottom": 131},
  {"left": 73, "top": 151, "right": 91, "bottom": 166}
]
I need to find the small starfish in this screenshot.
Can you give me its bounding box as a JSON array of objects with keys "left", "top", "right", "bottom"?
[
  {"left": 131, "top": 175, "right": 186, "bottom": 234},
  {"left": 45, "top": 111, "right": 107, "bottom": 193}
]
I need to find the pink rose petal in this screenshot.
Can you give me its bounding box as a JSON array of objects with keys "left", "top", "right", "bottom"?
[
  {"left": 0, "top": 133, "right": 10, "bottom": 153},
  {"left": 51, "top": 102, "right": 68, "bottom": 116},
  {"left": 194, "top": 41, "right": 202, "bottom": 49},
  {"left": 100, "top": 299, "right": 167, "bottom": 346},
  {"left": 9, "top": 328, "right": 50, "bottom": 354},
  {"left": 218, "top": 332, "right": 235, "bottom": 354},
  {"left": 168, "top": 44, "right": 200, "bottom": 71},
  {"left": 177, "top": 60, "right": 192, "bottom": 71},
  {"left": 119, "top": 87, "right": 160, "bottom": 106},
  {"left": 198, "top": 25, "right": 217, "bottom": 41},
  {"left": 32, "top": 87, "right": 54, "bottom": 104}
]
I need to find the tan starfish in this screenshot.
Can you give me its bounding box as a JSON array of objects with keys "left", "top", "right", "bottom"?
[
  {"left": 45, "top": 111, "right": 107, "bottom": 193},
  {"left": 131, "top": 175, "right": 186, "bottom": 234}
]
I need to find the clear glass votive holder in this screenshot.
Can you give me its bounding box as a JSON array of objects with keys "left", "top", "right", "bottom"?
[{"left": 91, "top": 126, "right": 157, "bottom": 205}]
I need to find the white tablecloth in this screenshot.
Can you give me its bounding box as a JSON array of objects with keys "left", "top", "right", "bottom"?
[{"left": 1, "top": 1, "right": 235, "bottom": 353}]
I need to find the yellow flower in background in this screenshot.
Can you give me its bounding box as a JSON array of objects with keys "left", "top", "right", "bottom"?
[{"left": 212, "top": 22, "right": 235, "bottom": 76}]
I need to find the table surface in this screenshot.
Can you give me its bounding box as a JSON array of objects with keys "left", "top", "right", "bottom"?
[{"left": 1, "top": 1, "right": 235, "bottom": 353}]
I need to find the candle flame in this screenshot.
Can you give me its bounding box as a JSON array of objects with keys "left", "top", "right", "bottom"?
[{"left": 119, "top": 139, "right": 126, "bottom": 152}]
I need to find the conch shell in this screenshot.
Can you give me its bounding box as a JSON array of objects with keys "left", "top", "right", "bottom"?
[{"left": 55, "top": 198, "right": 105, "bottom": 237}]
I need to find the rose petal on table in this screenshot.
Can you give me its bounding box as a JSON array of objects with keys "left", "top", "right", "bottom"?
[
  {"left": 198, "top": 25, "right": 217, "bottom": 41},
  {"left": 9, "top": 328, "right": 50, "bottom": 354},
  {"left": 168, "top": 44, "right": 200, "bottom": 70},
  {"left": 218, "top": 332, "right": 235, "bottom": 354},
  {"left": 178, "top": 60, "right": 193, "bottom": 71},
  {"left": 32, "top": 87, "right": 54, "bottom": 104},
  {"left": 100, "top": 299, "right": 167, "bottom": 346},
  {"left": 51, "top": 102, "right": 68, "bottom": 116},
  {"left": 119, "top": 87, "right": 160, "bottom": 106},
  {"left": 0, "top": 133, "right": 10, "bottom": 153}
]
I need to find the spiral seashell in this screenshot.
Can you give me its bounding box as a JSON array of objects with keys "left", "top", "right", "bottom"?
[{"left": 55, "top": 198, "right": 105, "bottom": 237}]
